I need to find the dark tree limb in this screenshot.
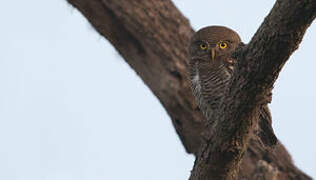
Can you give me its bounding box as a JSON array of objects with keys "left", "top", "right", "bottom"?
[
  {"left": 66, "top": 0, "right": 315, "bottom": 179},
  {"left": 67, "top": 0, "right": 203, "bottom": 154},
  {"left": 189, "top": 0, "right": 315, "bottom": 179}
]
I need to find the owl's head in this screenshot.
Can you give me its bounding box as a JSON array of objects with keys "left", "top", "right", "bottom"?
[{"left": 189, "top": 26, "right": 241, "bottom": 66}]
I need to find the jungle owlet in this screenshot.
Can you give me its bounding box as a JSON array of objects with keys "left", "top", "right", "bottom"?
[{"left": 189, "top": 26, "right": 277, "bottom": 146}]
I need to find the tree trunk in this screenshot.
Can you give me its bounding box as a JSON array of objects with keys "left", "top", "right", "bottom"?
[{"left": 66, "top": 0, "right": 315, "bottom": 179}]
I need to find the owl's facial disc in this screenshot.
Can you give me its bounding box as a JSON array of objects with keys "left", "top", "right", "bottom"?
[
  {"left": 195, "top": 41, "right": 229, "bottom": 64},
  {"left": 189, "top": 25, "right": 242, "bottom": 65}
]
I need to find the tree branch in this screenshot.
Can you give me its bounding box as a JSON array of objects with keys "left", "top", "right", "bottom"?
[
  {"left": 66, "top": 0, "right": 314, "bottom": 179},
  {"left": 67, "top": 0, "right": 204, "bottom": 154},
  {"left": 190, "top": 0, "right": 315, "bottom": 179}
]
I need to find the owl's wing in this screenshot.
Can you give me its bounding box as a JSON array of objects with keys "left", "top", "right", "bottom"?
[{"left": 258, "top": 104, "right": 278, "bottom": 147}]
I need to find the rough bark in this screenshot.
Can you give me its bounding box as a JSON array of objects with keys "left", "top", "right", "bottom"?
[{"left": 66, "top": 0, "right": 315, "bottom": 179}]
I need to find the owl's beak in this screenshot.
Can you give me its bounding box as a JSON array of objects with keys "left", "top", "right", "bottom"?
[{"left": 211, "top": 48, "right": 215, "bottom": 64}]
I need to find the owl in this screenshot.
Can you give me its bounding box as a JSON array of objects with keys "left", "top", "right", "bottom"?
[{"left": 189, "top": 26, "right": 277, "bottom": 146}]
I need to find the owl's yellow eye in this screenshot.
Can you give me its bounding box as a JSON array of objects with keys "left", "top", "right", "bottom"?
[
  {"left": 219, "top": 42, "right": 228, "bottom": 49},
  {"left": 200, "top": 43, "right": 207, "bottom": 50}
]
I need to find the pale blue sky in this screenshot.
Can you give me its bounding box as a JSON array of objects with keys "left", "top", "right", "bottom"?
[{"left": 0, "top": 0, "right": 315, "bottom": 179}]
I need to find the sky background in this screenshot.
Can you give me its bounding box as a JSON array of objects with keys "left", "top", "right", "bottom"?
[{"left": 0, "top": 0, "right": 315, "bottom": 180}]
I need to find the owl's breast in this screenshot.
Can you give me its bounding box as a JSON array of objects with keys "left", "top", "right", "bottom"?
[{"left": 190, "top": 62, "right": 231, "bottom": 120}]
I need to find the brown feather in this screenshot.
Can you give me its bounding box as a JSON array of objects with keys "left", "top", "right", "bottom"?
[{"left": 189, "top": 26, "right": 277, "bottom": 147}]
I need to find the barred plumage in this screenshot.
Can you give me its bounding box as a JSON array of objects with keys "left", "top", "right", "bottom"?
[
  {"left": 189, "top": 26, "right": 277, "bottom": 147},
  {"left": 190, "top": 61, "right": 231, "bottom": 121}
]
